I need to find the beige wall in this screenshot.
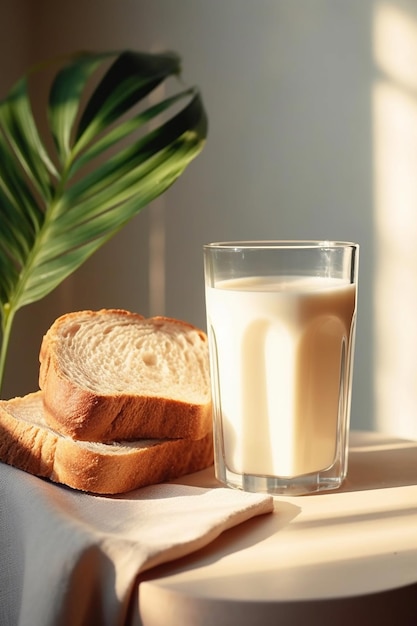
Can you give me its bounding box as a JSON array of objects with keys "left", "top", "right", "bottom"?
[{"left": 1, "top": 1, "right": 417, "bottom": 439}]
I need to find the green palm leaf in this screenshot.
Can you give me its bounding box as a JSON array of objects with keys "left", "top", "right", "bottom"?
[{"left": 0, "top": 49, "right": 208, "bottom": 394}]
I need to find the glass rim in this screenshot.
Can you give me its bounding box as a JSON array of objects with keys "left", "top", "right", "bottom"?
[{"left": 204, "top": 240, "right": 359, "bottom": 250}]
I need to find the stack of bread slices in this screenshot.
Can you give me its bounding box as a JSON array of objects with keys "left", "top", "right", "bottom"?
[{"left": 0, "top": 309, "right": 214, "bottom": 494}]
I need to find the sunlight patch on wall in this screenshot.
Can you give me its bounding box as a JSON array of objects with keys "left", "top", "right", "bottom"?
[
  {"left": 373, "top": 3, "right": 417, "bottom": 439},
  {"left": 147, "top": 79, "right": 166, "bottom": 316},
  {"left": 149, "top": 197, "right": 166, "bottom": 316}
]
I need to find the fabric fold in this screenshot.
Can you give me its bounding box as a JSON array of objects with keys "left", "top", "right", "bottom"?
[{"left": 0, "top": 463, "right": 273, "bottom": 626}]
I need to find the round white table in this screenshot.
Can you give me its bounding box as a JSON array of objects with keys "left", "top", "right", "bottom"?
[{"left": 128, "top": 431, "right": 417, "bottom": 626}]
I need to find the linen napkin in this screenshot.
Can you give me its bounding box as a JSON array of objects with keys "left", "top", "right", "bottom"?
[{"left": 0, "top": 463, "right": 273, "bottom": 626}]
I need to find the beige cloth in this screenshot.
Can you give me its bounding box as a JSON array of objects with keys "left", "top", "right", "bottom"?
[{"left": 0, "top": 463, "right": 273, "bottom": 626}]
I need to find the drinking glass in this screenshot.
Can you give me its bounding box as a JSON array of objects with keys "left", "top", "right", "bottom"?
[{"left": 204, "top": 241, "right": 359, "bottom": 495}]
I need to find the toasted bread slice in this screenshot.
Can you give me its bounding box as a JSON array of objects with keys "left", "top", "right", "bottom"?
[
  {"left": 0, "top": 392, "right": 213, "bottom": 494},
  {"left": 39, "top": 309, "right": 212, "bottom": 442}
]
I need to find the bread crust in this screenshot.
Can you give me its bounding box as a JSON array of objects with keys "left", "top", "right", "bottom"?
[
  {"left": 39, "top": 309, "right": 212, "bottom": 442},
  {"left": 0, "top": 392, "right": 214, "bottom": 494}
]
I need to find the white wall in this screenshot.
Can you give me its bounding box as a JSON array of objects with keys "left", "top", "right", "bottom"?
[{"left": 1, "top": 0, "right": 417, "bottom": 439}]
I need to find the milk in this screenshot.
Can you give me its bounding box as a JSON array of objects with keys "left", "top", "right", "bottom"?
[{"left": 205, "top": 276, "right": 356, "bottom": 477}]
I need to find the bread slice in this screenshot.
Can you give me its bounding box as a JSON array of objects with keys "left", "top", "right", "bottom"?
[
  {"left": 0, "top": 392, "right": 214, "bottom": 494},
  {"left": 39, "top": 309, "right": 212, "bottom": 442}
]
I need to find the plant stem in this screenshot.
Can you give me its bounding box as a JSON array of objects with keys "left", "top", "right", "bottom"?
[{"left": 0, "top": 305, "right": 16, "bottom": 397}]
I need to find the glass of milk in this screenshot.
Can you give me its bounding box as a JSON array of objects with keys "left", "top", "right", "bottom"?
[{"left": 204, "top": 241, "right": 359, "bottom": 495}]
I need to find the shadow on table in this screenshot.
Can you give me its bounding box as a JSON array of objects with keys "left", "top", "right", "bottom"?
[
  {"left": 132, "top": 553, "right": 417, "bottom": 626},
  {"left": 341, "top": 431, "right": 417, "bottom": 492},
  {"left": 137, "top": 581, "right": 417, "bottom": 626},
  {"left": 134, "top": 495, "right": 300, "bottom": 588}
]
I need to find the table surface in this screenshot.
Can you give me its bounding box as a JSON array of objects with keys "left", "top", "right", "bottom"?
[{"left": 128, "top": 431, "right": 417, "bottom": 626}]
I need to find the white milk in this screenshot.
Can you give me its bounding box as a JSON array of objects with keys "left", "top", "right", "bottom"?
[{"left": 206, "top": 276, "right": 356, "bottom": 477}]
